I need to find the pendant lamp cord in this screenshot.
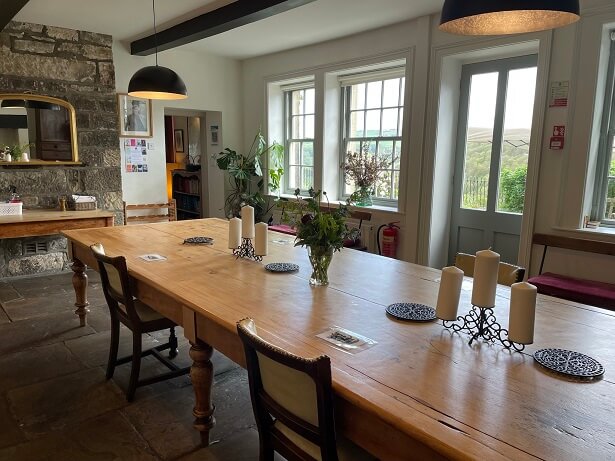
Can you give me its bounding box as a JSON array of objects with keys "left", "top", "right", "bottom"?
[{"left": 152, "top": 0, "right": 159, "bottom": 66}]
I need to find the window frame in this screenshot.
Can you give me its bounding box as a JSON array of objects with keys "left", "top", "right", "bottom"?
[
  {"left": 283, "top": 84, "right": 315, "bottom": 195},
  {"left": 592, "top": 31, "right": 615, "bottom": 226},
  {"left": 339, "top": 69, "right": 406, "bottom": 206}
]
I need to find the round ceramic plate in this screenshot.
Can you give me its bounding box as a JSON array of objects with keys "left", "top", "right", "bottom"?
[
  {"left": 533, "top": 348, "right": 604, "bottom": 379},
  {"left": 386, "top": 303, "right": 436, "bottom": 322},
  {"left": 183, "top": 236, "right": 214, "bottom": 245},
  {"left": 265, "top": 263, "right": 299, "bottom": 273}
]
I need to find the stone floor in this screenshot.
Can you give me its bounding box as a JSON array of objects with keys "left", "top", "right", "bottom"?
[{"left": 0, "top": 270, "right": 282, "bottom": 460}]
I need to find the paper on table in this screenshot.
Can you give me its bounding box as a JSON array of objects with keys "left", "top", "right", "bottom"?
[
  {"left": 138, "top": 254, "right": 167, "bottom": 261},
  {"left": 316, "top": 326, "right": 377, "bottom": 354}
]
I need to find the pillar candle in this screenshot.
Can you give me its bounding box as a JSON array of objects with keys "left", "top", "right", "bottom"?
[
  {"left": 241, "top": 205, "right": 255, "bottom": 238},
  {"left": 228, "top": 217, "right": 242, "bottom": 249},
  {"left": 254, "top": 222, "right": 268, "bottom": 256},
  {"left": 436, "top": 266, "right": 464, "bottom": 320},
  {"left": 471, "top": 249, "right": 500, "bottom": 308},
  {"left": 508, "top": 282, "right": 537, "bottom": 344}
]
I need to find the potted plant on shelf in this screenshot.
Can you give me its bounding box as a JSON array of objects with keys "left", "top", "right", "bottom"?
[
  {"left": 341, "top": 143, "right": 393, "bottom": 206},
  {"left": 215, "top": 131, "right": 283, "bottom": 221},
  {"left": 281, "top": 188, "right": 359, "bottom": 286}
]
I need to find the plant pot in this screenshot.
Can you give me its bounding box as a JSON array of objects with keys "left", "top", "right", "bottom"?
[
  {"left": 355, "top": 186, "right": 373, "bottom": 207},
  {"left": 307, "top": 245, "right": 334, "bottom": 286},
  {"left": 186, "top": 164, "right": 201, "bottom": 172}
]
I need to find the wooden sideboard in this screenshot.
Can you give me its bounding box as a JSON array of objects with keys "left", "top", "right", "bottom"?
[{"left": 0, "top": 209, "right": 114, "bottom": 238}]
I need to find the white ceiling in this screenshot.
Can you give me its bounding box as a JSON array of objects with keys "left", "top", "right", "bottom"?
[{"left": 15, "top": 0, "right": 443, "bottom": 59}]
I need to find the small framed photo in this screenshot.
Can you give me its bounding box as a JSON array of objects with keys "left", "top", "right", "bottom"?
[
  {"left": 174, "top": 129, "right": 184, "bottom": 153},
  {"left": 118, "top": 93, "right": 152, "bottom": 138}
]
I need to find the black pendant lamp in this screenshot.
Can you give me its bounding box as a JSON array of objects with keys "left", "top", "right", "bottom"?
[
  {"left": 439, "top": 0, "right": 580, "bottom": 36},
  {"left": 128, "top": 0, "right": 187, "bottom": 100}
]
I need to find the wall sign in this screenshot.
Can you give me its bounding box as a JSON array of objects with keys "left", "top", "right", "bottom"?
[
  {"left": 549, "top": 81, "right": 569, "bottom": 108},
  {"left": 549, "top": 125, "right": 566, "bottom": 150}
]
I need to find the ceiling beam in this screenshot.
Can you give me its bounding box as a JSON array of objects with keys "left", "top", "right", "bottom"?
[
  {"left": 0, "top": 0, "right": 29, "bottom": 31},
  {"left": 131, "top": 0, "right": 316, "bottom": 56}
]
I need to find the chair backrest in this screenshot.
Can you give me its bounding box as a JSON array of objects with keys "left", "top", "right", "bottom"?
[
  {"left": 455, "top": 252, "right": 525, "bottom": 286},
  {"left": 90, "top": 243, "right": 140, "bottom": 324},
  {"left": 237, "top": 318, "right": 339, "bottom": 461},
  {"left": 123, "top": 200, "right": 177, "bottom": 225}
]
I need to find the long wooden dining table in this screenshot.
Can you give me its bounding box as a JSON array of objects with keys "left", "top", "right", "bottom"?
[{"left": 62, "top": 218, "right": 615, "bottom": 460}]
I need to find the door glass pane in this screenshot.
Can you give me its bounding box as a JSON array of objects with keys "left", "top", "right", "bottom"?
[
  {"left": 496, "top": 67, "right": 537, "bottom": 213},
  {"left": 461, "top": 72, "right": 498, "bottom": 210}
]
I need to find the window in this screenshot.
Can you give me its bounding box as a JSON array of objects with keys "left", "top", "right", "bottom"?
[
  {"left": 341, "top": 71, "right": 405, "bottom": 203},
  {"left": 592, "top": 31, "right": 615, "bottom": 224},
  {"left": 284, "top": 86, "right": 315, "bottom": 194}
]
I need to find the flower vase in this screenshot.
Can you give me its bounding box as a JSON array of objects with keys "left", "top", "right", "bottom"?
[
  {"left": 355, "top": 186, "right": 373, "bottom": 207},
  {"left": 307, "top": 246, "right": 334, "bottom": 286}
]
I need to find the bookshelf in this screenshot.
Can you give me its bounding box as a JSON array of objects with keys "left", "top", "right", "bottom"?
[{"left": 171, "top": 169, "right": 203, "bottom": 220}]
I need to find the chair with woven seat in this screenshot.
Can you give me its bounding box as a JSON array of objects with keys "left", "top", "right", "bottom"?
[
  {"left": 123, "top": 200, "right": 177, "bottom": 225},
  {"left": 455, "top": 252, "right": 525, "bottom": 286},
  {"left": 237, "top": 318, "right": 375, "bottom": 461},
  {"left": 91, "top": 243, "right": 189, "bottom": 401}
]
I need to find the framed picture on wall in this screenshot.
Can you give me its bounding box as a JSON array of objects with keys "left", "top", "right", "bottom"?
[
  {"left": 117, "top": 93, "right": 152, "bottom": 138},
  {"left": 174, "top": 129, "right": 184, "bottom": 153}
]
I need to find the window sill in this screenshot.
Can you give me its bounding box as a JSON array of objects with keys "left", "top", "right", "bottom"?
[
  {"left": 273, "top": 193, "right": 402, "bottom": 215},
  {"left": 552, "top": 225, "right": 615, "bottom": 242}
]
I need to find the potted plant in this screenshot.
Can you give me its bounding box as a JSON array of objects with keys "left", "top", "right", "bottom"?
[
  {"left": 341, "top": 143, "right": 393, "bottom": 206},
  {"left": 215, "top": 131, "right": 283, "bottom": 221},
  {"left": 281, "top": 189, "right": 359, "bottom": 286}
]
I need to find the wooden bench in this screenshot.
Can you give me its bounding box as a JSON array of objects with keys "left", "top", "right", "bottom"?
[
  {"left": 123, "top": 200, "right": 177, "bottom": 225},
  {"left": 269, "top": 207, "right": 372, "bottom": 250},
  {"left": 527, "top": 233, "right": 615, "bottom": 309}
]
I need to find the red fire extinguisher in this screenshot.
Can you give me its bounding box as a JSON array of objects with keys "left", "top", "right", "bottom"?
[{"left": 377, "top": 222, "right": 400, "bottom": 258}]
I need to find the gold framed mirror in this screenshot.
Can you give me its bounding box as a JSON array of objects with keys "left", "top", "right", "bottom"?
[{"left": 0, "top": 93, "right": 79, "bottom": 165}]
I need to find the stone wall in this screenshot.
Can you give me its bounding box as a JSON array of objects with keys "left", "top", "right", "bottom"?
[{"left": 0, "top": 21, "right": 122, "bottom": 277}]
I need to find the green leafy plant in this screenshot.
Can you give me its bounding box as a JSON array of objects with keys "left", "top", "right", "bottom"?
[
  {"left": 215, "top": 131, "right": 283, "bottom": 221},
  {"left": 499, "top": 166, "right": 527, "bottom": 213},
  {"left": 280, "top": 188, "right": 359, "bottom": 252},
  {"left": 8, "top": 143, "right": 33, "bottom": 161},
  {"left": 268, "top": 145, "right": 284, "bottom": 197}
]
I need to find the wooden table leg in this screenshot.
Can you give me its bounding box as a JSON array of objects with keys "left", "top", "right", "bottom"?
[
  {"left": 189, "top": 339, "right": 216, "bottom": 446},
  {"left": 71, "top": 257, "right": 90, "bottom": 327}
]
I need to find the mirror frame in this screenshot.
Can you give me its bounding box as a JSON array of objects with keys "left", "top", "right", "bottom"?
[{"left": 0, "top": 93, "right": 79, "bottom": 164}]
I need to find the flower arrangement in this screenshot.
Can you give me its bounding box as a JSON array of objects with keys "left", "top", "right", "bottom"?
[
  {"left": 341, "top": 143, "right": 392, "bottom": 205},
  {"left": 281, "top": 189, "right": 359, "bottom": 285},
  {"left": 281, "top": 188, "right": 359, "bottom": 251}
]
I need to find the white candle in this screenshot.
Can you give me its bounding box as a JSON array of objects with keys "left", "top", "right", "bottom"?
[
  {"left": 241, "top": 205, "right": 255, "bottom": 238},
  {"left": 508, "top": 282, "right": 537, "bottom": 344},
  {"left": 436, "top": 266, "right": 463, "bottom": 320},
  {"left": 471, "top": 249, "right": 500, "bottom": 308},
  {"left": 254, "top": 222, "right": 268, "bottom": 256},
  {"left": 228, "top": 217, "right": 242, "bottom": 249}
]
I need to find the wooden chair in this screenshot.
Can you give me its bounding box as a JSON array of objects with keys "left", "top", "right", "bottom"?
[
  {"left": 237, "top": 318, "right": 375, "bottom": 461},
  {"left": 343, "top": 209, "right": 372, "bottom": 251},
  {"left": 90, "top": 243, "right": 189, "bottom": 401},
  {"left": 455, "top": 252, "right": 525, "bottom": 286},
  {"left": 123, "top": 200, "right": 177, "bottom": 225}
]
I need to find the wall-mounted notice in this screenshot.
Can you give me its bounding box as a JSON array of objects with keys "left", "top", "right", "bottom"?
[
  {"left": 210, "top": 125, "right": 219, "bottom": 145},
  {"left": 124, "top": 138, "right": 149, "bottom": 173},
  {"left": 549, "top": 81, "right": 569, "bottom": 107}
]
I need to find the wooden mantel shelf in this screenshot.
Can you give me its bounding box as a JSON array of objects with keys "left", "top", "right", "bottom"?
[{"left": 0, "top": 209, "right": 114, "bottom": 238}]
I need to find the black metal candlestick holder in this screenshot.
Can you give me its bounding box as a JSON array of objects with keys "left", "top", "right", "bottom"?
[
  {"left": 232, "top": 238, "right": 263, "bottom": 262},
  {"left": 442, "top": 305, "right": 525, "bottom": 352}
]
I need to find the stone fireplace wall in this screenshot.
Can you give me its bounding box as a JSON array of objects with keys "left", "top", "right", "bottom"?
[{"left": 0, "top": 21, "right": 122, "bottom": 277}]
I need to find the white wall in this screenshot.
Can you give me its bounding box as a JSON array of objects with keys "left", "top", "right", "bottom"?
[
  {"left": 113, "top": 42, "right": 242, "bottom": 218},
  {"left": 241, "top": 0, "right": 615, "bottom": 282}
]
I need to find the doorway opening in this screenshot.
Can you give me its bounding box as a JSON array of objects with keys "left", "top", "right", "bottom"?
[{"left": 449, "top": 55, "right": 538, "bottom": 264}]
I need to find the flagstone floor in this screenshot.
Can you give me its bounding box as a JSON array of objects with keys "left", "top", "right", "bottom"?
[{"left": 0, "top": 270, "right": 282, "bottom": 460}]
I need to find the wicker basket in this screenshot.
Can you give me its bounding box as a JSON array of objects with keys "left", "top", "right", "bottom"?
[
  {"left": 70, "top": 200, "right": 97, "bottom": 211},
  {"left": 0, "top": 202, "right": 23, "bottom": 215}
]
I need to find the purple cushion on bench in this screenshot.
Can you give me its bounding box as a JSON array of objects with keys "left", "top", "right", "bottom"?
[
  {"left": 528, "top": 272, "right": 615, "bottom": 310},
  {"left": 268, "top": 224, "right": 297, "bottom": 236}
]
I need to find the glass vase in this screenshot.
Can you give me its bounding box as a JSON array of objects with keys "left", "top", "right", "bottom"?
[
  {"left": 307, "top": 246, "right": 334, "bottom": 286},
  {"left": 355, "top": 186, "right": 373, "bottom": 207}
]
